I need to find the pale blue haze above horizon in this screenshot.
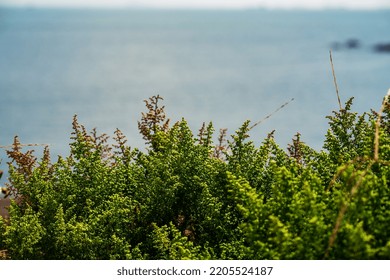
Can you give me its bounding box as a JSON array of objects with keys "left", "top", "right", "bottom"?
[{"left": 1, "top": 0, "right": 390, "bottom": 9}]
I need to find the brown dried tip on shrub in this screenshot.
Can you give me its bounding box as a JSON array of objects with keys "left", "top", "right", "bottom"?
[
  {"left": 214, "top": 128, "right": 228, "bottom": 159},
  {"left": 6, "top": 136, "right": 37, "bottom": 178},
  {"left": 197, "top": 122, "right": 206, "bottom": 144},
  {"left": 138, "top": 95, "right": 171, "bottom": 144},
  {"left": 287, "top": 132, "right": 304, "bottom": 165}
]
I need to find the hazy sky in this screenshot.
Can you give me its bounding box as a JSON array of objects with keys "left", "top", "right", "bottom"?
[{"left": 1, "top": 0, "right": 390, "bottom": 9}]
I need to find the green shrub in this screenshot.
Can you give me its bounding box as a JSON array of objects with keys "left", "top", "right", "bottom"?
[{"left": 1, "top": 93, "right": 390, "bottom": 259}]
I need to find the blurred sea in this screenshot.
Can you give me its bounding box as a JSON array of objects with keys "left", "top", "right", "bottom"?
[{"left": 0, "top": 7, "right": 389, "bottom": 185}]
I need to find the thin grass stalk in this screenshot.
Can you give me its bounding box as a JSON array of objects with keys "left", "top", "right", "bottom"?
[
  {"left": 0, "top": 143, "right": 50, "bottom": 149},
  {"left": 329, "top": 50, "right": 342, "bottom": 111},
  {"left": 249, "top": 98, "right": 294, "bottom": 130}
]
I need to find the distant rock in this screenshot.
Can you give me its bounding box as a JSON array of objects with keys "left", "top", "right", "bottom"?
[
  {"left": 374, "top": 43, "right": 390, "bottom": 53},
  {"left": 331, "top": 38, "right": 360, "bottom": 51},
  {"left": 345, "top": 39, "right": 360, "bottom": 49},
  {"left": 330, "top": 39, "right": 390, "bottom": 54}
]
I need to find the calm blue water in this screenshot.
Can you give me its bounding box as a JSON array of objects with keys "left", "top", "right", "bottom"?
[{"left": 0, "top": 8, "right": 390, "bottom": 185}]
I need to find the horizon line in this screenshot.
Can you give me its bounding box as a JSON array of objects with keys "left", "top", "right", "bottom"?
[{"left": 1, "top": 5, "right": 390, "bottom": 11}]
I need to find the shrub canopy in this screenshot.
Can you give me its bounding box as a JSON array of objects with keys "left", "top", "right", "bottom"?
[{"left": 1, "top": 94, "right": 390, "bottom": 259}]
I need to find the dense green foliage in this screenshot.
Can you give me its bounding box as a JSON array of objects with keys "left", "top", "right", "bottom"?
[{"left": 1, "top": 94, "right": 390, "bottom": 259}]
